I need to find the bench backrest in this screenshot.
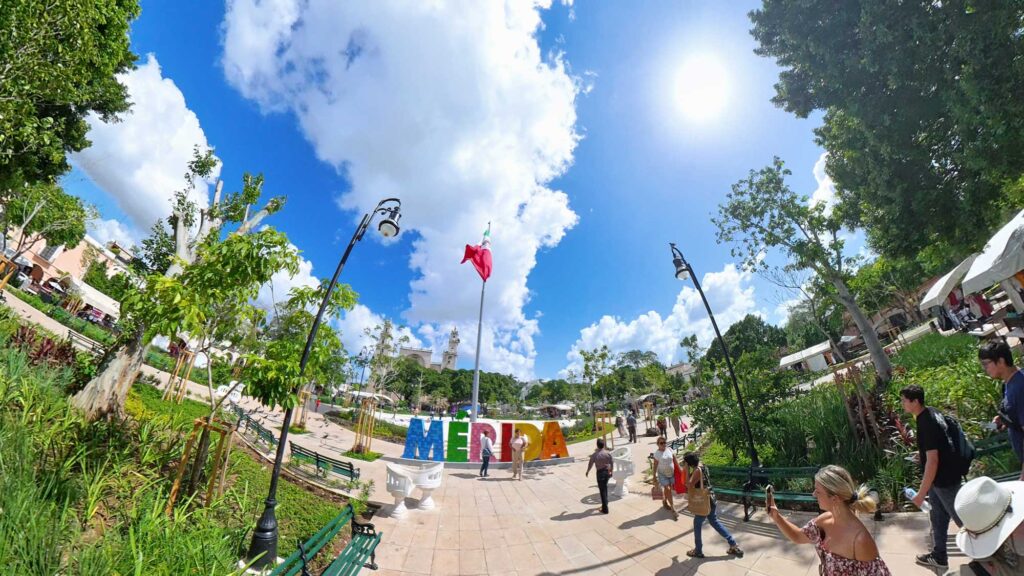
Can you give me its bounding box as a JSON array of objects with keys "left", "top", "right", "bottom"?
[{"left": 269, "top": 505, "right": 354, "bottom": 576}]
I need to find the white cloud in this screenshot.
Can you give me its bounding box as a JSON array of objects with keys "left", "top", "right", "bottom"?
[
  {"left": 810, "top": 152, "right": 837, "bottom": 211},
  {"left": 562, "top": 264, "right": 761, "bottom": 375},
  {"left": 87, "top": 218, "right": 139, "bottom": 249},
  {"left": 334, "top": 304, "right": 424, "bottom": 357},
  {"left": 254, "top": 245, "right": 319, "bottom": 314},
  {"left": 221, "top": 1, "right": 582, "bottom": 380},
  {"left": 72, "top": 54, "right": 219, "bottom": 236}
]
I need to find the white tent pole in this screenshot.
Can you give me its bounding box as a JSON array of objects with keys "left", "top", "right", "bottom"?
[{"left": 1001, "top": 279, "right": 1024, "bottom": 314}]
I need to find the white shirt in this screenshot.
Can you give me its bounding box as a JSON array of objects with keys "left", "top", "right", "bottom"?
[
  {"left": 481, "top": 435, "right": 494, "bottom": 454},
  {"left": 653, "top": 449, "right": 674, "bottom": 475}
]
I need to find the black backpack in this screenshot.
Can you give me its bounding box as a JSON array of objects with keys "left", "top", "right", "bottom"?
[{"left": 931, "top": 408, "right": 976, "bottom": 477}]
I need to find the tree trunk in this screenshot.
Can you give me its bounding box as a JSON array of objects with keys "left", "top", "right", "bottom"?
[
  {"left": 831, "top": 277, "right": 893, "bottom": 385},
  {"left": 71, "top": 327, "right": 148, "bottom": 421},
  {"left": 186, "top": 426, "right": 212, "bottom": 495}
]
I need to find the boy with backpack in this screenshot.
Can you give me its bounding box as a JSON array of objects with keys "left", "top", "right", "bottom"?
[{"left": 901, "top": 384, "right": 967, "bottom": 570}]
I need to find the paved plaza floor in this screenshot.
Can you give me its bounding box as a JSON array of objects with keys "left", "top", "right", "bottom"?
[{"left": 238, "top": 396, "right": 969, "bottom": 576}]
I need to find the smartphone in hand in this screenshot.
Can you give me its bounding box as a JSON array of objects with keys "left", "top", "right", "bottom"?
[{"left": 765, "top": 484, "right": 776, "bottom": 509}]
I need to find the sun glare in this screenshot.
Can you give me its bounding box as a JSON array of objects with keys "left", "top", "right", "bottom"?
[{"left": 674, "top": 53, "right": 730, "bottom": 124}]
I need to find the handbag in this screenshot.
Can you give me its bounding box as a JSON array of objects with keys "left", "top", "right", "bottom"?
[
  {"left": 686, "top": 464, "right": 712, "bottom": 516},
  {"left": 673, "top": 460, "right": 687, "bottom": 495},
  {"left": 650, "top": 462, "right": 663, "bottom": 500}
]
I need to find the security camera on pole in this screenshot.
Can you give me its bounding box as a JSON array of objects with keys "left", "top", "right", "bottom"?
[{"left": 461, "top": 223, "right": 492, "bottom": 423}]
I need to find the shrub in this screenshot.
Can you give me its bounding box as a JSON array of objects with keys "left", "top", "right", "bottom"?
[{"left": 892, "top": 332, "right": 977, "bottom": 372}]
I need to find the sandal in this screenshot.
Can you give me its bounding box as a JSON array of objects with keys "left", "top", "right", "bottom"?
[
  {"left": 686, "top": 549, "right": 704, "bottom": 558},
  {"left": 727, "top": 545, "right": 744, "bottom": 558}
]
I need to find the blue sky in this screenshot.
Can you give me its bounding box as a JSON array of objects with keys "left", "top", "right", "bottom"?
[{"left": 64, "top": 1, "right": 847, "bottom": 380}]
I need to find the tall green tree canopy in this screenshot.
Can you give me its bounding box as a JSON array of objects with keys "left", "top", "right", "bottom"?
[
  {"left": 715, "top": 158, "right": 893, "bottom": 382},
  {"left": 0, "top": 0, "right": 140, "bottom": 189},
  {"left": 0, "top": 181, "right": 92, "bottom": 258},
  {"left": 702, "top": 314, "right": 787, "bottom": 366},
  {"left": 750, "top": 1, "right": 1024, "bottom": 259}
]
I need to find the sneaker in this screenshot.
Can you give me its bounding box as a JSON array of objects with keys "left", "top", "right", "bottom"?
[
  {"left": 915, "top": 553, "right": 947, "bottom": 568},
  {"left": 686, "top": 549, "right": 704, "bottom": 558},
  {"left": 727, "top": 545, "right": 744, "bottom": 558}
]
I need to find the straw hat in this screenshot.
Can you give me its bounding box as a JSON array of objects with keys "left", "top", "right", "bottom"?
[{"left": 955, "top": 478, "right": 1024, "bottom": 559}]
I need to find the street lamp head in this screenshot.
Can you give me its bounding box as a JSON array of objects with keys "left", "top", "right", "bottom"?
[
  {"left": 673, "top": 257, "right": 690, "bottom": 281},
  {"left": 669, "top": 243, "right": 690, "bottom": 281},
  {"left": 374, "top": 198, "right": 403, "bottom": 238}
]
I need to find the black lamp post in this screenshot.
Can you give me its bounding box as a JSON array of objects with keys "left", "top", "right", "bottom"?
[
  {"left": 247, "top": 198, "right": 402, "bottom": 568},
  {"left": 669, "top": 243, "right": 760, "bottom": 469}
]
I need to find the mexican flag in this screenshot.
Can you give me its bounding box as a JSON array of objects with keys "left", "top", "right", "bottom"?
[{"left": 461, "top": 224, "right": 492, "bottom": 282}]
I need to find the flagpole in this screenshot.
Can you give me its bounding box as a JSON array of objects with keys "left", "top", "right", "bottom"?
[{"left": 470, "top": 278, "right": 486, "bottom": 423}]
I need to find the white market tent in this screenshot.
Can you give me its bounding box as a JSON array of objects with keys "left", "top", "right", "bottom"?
[
  {"left": 346, "top": 390, "right": 394, "bottom": 404},
  {"left": 963, "top": 209, "right": 1024, "bottom": 296},
  {"left": 68, "top": 277, "right": 121, "bottom": 319},
  {"left": 919, "top": 254, "right": 979, "bottom": 311},
  {"left": 779, "top": 341, "right": 832, "bottom": 371}
]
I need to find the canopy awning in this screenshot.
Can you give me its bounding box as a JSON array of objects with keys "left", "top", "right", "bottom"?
[
  {"left": 779, "top": 341, "right": 832, "bottom": 369},
  {"left": 963, "top": 209, "right": 1024, "bottom": 295},
  {"left": 68, "top": 278, "right": 120, "bottom": 319},
  {"left": 346, "top": 390, "right": 394, "bottom": 404},
  {"left": 919, "top": 254, "right": 979, "bottom": 311}
]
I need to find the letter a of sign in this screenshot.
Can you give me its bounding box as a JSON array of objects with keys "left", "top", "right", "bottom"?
[
  {"left": 540, "top": 421, "right": 569, "bottom": 459},
  {"left": 402, "top": 418, "right": 444, "bottom": 461}
]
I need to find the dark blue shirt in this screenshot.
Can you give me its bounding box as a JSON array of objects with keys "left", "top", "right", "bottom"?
[{"left": 1004, "top": 370, "right": 1024, "bottom": 461}]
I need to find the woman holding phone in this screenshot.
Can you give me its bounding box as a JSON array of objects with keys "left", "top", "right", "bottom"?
[{"left": 766, "top": 464, "right": 890, "bottom": 575}]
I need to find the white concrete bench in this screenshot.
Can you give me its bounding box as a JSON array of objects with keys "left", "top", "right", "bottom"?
[
  {"left": 385, "top": 461, "right": 444, "bottom": 517},
  {"left": 611, "top": 446, "right": 634, "bottom": 497}
]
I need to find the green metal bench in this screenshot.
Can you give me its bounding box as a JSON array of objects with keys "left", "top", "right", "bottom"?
[
  {"left": 974, "top": 433, "right": 1012, "bottom": 458},
  {"left": 290, "top": 442, "right": 360, "bottom": 481},
  {"left": 268, "top": 503, "right": 381, "bottom": 576},
  {"left": 707, "top": 465, "right": 820, "bottom": 521},
  {"left": 244, "top": 416, "right": 278, "bottom": 449}
]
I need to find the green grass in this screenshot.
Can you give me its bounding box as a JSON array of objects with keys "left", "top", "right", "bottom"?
[
  {"left": 343, "top": 450, "right": 383, "bottom": 462},
  {"left": 0, "top": 342, "right": 347, "bottom": 574}
]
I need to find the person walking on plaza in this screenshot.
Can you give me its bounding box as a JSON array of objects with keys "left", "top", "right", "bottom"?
[
  {"left": 900, "top": 384, "right": 963, "bottom": 569},
  {"left": 953, "top": 476, "right": 1024, "bottom": 575},
  {"left": 649, "top": 437, "right": 680, "bottom": 520},
  {"left": 479, "top": 429, "right": 494, "bottom": 478},
  {"left": 586, "top": 438, "right": 614, "bottom": 514},
  {"left": 626, "top": 411, "right": 637, "bottom": 444},
  {"left": 510, "top": 428, "right": 528, "bottom": 480},
  {"left": 766, "top": 464, "right": 891, "bottom": 575},
  {"left": 981, "top": 340, "right": 1024, "bottom": 481},
  {"left": 656, "top": 414, "right": 668, "bottom": 439},
  {"left": 615, "top": 414, "right": 625, "bottom": 438},
  {"left": 682, "top": 452, "right": 743, "bottom": 559}
]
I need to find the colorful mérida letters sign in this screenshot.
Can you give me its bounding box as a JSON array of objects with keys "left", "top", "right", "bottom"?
[{"left": 401, "top": 418, "right": 569, "bottom": 463}]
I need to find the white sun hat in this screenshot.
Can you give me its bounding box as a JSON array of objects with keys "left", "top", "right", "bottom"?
[{"left": 955, "top": 477, "right": 1024, "bottom": 559}]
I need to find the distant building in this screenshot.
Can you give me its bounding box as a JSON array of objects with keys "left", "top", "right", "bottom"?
[
  {"left": 399, "top": 327, "right": 460, "bottom": 372},
  {"left": 666, "top": 362, "right": 697, "bottom": 382}
]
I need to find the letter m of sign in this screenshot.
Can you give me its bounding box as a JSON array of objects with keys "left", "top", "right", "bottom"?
[{"left": 402, "top": 418, "right": 445, "bottom": 461}]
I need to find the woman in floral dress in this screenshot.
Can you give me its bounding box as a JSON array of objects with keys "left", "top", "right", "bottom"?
[{"left": 766, "top": 465, "right": 891, "bottom": 575}]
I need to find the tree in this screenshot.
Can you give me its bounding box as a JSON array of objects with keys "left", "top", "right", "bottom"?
[
  {"left": 749, "top": 1, "right": 1024, "bottom": 260},
  {"left": 0, "top": 0, "right": 140, "bottom": 190},
  {"left": 580, "top": 345, "right": 612, "bottom": 428},
  {"left": 618, "top": 350, "right": 659, "bottom": 370},
  {"left": 363, "top": 319, "right": 410, "bottom": 397},
  {"left": 0, "top": 181, "right": 92, "bottom": 261},
  {"left": 714, "top": 158, "right": 893, "bottom": 383},
  {"left": 764, "top": 269, "right": 846, "bottom": 361},
  {"left": 72, "top": 149, "right": 286, "bottom": 421},
  {"left": 247, "top": 282, "right": 356, "bottom": 410},
  {"left": 702, "top": 314, "right": 787, "bottom": 366},
  {"left": 82, "top": 261, "right": 134, "bottom": 302},
  {"left": 129, "top": 226, "right": 299, "bottom": 493},
  {"left": 849, "top": 255, "right": 928, "bottom": 325},
  {"left": 130, "top": 222, "right": 175, "bottom": 276}
]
